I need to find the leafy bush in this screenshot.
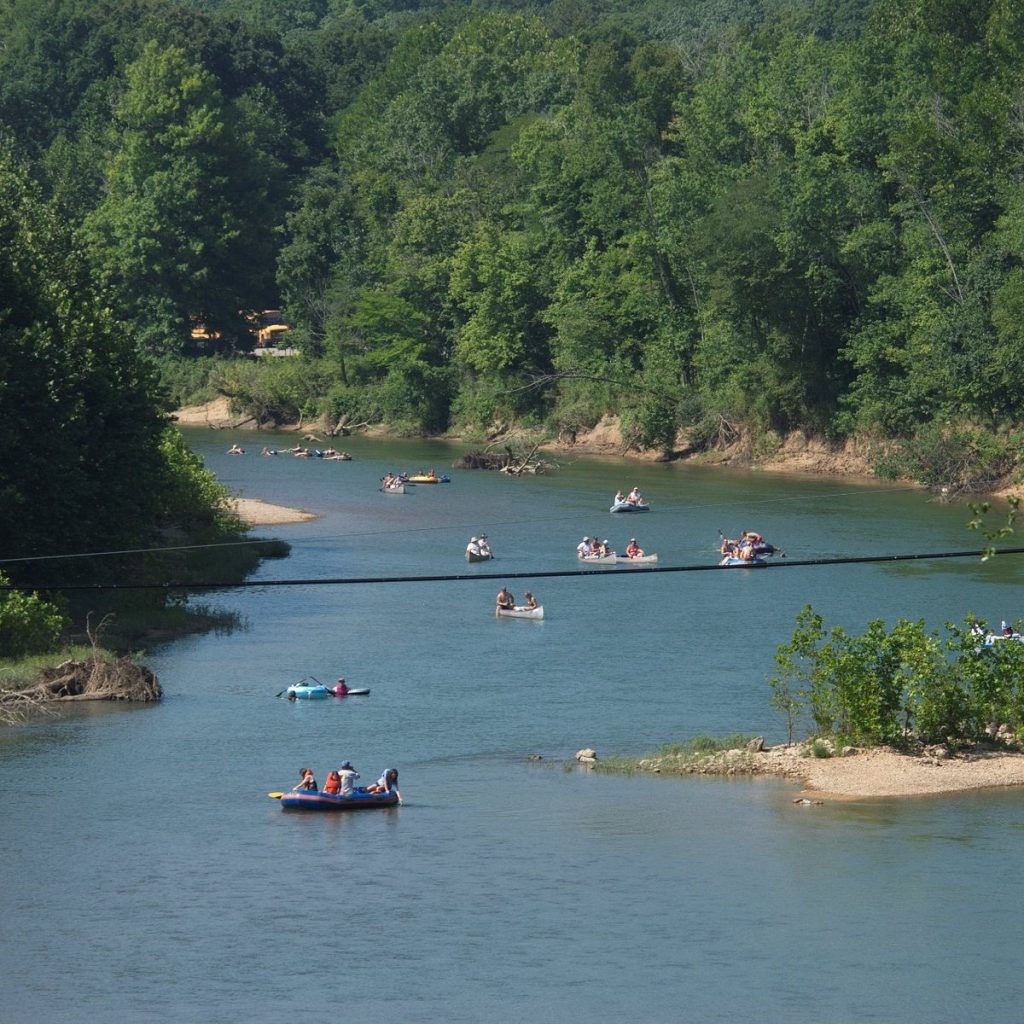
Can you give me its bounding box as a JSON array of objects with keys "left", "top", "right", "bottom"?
[{"left": 0, "top": 573, "right": 68, "bottom": 659}]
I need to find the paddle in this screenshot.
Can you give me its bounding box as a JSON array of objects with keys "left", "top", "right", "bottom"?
[
  {"left": 275, "top": 677, "right": 306, "bottom": 698},
  {"left": 268, "top": 792, "right": 283, "bottom": 799}
]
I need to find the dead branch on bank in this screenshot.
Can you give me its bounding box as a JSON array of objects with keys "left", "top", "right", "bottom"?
[{"left": 453, "top": 439, "right": 556, "bottom": 475}]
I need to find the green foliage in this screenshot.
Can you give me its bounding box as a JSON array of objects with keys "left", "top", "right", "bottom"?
[
  {"left": 774, "top": 605, "right": 1024, "bottom": 748},
  {"left": 873, "top": 424, "right": 1022, "bottom": 494},
  {"left": 0, "top": 573, "right": 68, "bottom": 659},
  {"left": 8, "top": 0, "right": 1024, "bottom": 483}
]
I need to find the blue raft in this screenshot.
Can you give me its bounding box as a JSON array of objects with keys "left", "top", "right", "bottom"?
[{"left": 280, "top": 789, "right": 400, "bottom": 811}]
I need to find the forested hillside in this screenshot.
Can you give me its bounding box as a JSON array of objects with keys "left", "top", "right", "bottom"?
[{"left": 3, "top": 0, "right": 1023, "bottom": 494}]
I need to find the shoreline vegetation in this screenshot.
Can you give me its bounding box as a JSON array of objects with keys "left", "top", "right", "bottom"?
[
  {"left": 592, "top": 741, "right": 1024, "bottom": 802},
  {"left": 172, "top": 398, "right": 1024, "bottom": 503}
]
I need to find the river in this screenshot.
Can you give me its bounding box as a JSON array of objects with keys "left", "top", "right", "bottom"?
[{"left": 2, "top": 429, "right": 1022, "bottom": 1023}]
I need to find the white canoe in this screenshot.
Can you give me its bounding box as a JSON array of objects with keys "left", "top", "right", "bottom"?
[
  {"left": 496, "top": 605, "right": 544, "bottom": 620},
  {"left": 380, "top": 483, "right": 406, "bottom": 494},
  {"left": 577, "top": 553, "right": 658, "bottom": 565},
  {"left": 466, "top": 551, "right": 493, "bottom": 562}
]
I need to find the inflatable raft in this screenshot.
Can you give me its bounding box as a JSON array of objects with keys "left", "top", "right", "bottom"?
[{"left": 280, "top": 789, "right": 399, "bottom": 811}]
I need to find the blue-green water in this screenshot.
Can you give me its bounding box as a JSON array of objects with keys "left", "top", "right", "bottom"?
[{"left": 2, "top": 430, "right": 1023, "bottom": 1023}]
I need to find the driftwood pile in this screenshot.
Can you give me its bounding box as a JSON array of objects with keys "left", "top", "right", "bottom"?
[
  {"left": 0, "top": 657, "right": 161, "bottom": 723},
  {"left": 453, "top": 440, "right": 554, "bottom": 475}
]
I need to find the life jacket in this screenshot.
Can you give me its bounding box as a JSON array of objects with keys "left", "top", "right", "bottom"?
[{"left": 324, "top": 772, "right": 341, "bottom": 794}]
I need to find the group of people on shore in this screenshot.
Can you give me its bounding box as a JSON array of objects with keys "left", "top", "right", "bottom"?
[
  {"left": 496, "top": 586, "right": 538, "bottom": 611},
  {"left": 292, "top": 762, "right": 402, "bottom": 802},
  {"left": 466, "top": 535, "right": 492, "bottom": 558}
]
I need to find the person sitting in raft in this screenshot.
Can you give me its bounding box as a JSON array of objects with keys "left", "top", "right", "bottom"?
[
  {"left": 743, "top": 530, "right": 764, "bottom": 546},
  {"left": 523, "top": 591, "right": 538, "bottom": 610},
  {"left": 323, "top": 770, "right": 342, "bottom": 795},
  {"left": 496, "top": 586, "right": 515, "bottom": 610},
  {"left": 337, "top": 761, "right": 360, "bottom": 795},
  {"left": 366, "top": 767, "right": 401, "bottom": 801},
  {"left": 614, "top": 490, "right": 626, "bottom": 504},
  {"left": 467, "top": 536, "right": 481, "bottom": 557},
  {"left": 627, "top": 486, "right": 643, "bottom": 504},
  {"left": 334, "top": 678, "right": 349, "bottom": 696},
  {"left": 293, "top": 767, "right": 318, "bottom": 792},
  {"left": 720, "top": 536, "right": 738, "bottom": 558},
  {"left": 227, "top": 444, "right": 245, "bottom": 455},
  {"left": 625, "top": 538, "right": 644, "bottom": 558}
]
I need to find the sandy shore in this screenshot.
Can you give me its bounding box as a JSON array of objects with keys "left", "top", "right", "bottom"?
[
  {"left": 638, "top": 744, "right": 1024, "bottom": 801},
  {"left": 793, "top": 747, "right": 1024, "bottom": 800},
  {"left": 232, "top": 498, "right": 318, "bottom": 525}
]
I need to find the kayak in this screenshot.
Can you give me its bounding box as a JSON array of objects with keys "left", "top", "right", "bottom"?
[
  {"left": 280, "top": 789, "right": 399, "bottom": 811},
  {"left": 610, "top": 500, "right": 651, "bottom": 513},
  {"left": 496, "top": 605, "right": 544, "bottom": 620},
  {"left": 287, "top": 684, "right": 331, "bottom": 699},
  {"left": 331, "top": 686, "right": 370, "bottom": 696}
]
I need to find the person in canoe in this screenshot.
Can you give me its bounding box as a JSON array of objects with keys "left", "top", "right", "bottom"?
[
  {"left": 466, "top": 536, "right": 482, "bottom": 557},
  {"left": 625, "top": 538, "right": 645, "bottom": 558},
  {"left": 366, "top": 768, "right": 402, "bottom": 802},
  {"left": 576, "top": 536, "right": 591, "bottom": 557},
  {"left": 496, "top": 586, "right": 515, "bottom": 610},
  {"left": 323, "top": 770, "right": 342, "bottom": 795},
  {"left": 478, "top": 534, "right": 492, "bottom": 557},
  {"left": 337, "top": 761, "right": 360, "bottom": 795},
  {"left": 599, "top": 539, "right": 611, "bottom": 556},
  {"left": 523, "top": 591, "right": 538, "bottom": 610},
  {"left": 293, "top": 767, "right": 318, "bottom": 792}
]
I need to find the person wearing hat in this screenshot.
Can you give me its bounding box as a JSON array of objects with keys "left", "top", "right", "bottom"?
[
  {"left": 466, "top": 536, "right": 481, "bottom": 557},
  {"left": 478, "top": 534, "right": 491, "bottom": 558},
  {"left": 334, "top": 678, "right": 349, "bottom": 696},
  {"left": 625, "top": 537, "right": 644, "bottom": 558},
  {"left": 576, "top": 536, "right": 591, "bottom": 557},
  {"left": 337, "top": 761, "right": 360, "bottom": 796}
]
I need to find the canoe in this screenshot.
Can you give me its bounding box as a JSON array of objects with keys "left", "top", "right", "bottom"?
[
  {"left": 466, "top": 551, "right": 493, "bottom": 562},
  {"left": 381, "top": 483, "right": 406, "bottom": 494},
  {"left": 496, "top": 605, "right": 544, "bottom": 620},
  {"left": 609, "top": 500, "right": 651, "bottom": 513},
  {"left": 577, "top": 553, "right": 658, "bottom": 565},
  {"left": 280, "top": 789, "right": 399, "bottom": 811},
  {"left": 287, "top": 684, "right": 331, "bottom": 699}
]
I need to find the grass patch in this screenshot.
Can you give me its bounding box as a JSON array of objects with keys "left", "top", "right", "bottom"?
[
  {"left": 0, "top": 645, "right": 110, "bottom": 691},
  {"left": 591, "top": 734, "right": 757, "bottom": 775}
]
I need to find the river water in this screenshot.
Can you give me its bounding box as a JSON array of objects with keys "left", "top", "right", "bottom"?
[{"left": 3, "top": 430, "right": 1023, "bottom": 1023}]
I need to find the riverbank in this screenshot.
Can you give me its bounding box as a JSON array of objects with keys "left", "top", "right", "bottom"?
[
  {"left": 629, "top": 742, "right": 1024, "bottom": 801},
  {"left": 232, "top": 497, "right": 318, "bottom": 525}
]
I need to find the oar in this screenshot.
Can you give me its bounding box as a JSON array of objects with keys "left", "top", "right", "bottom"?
[
  {"left": 268, "top": 792, "right": 283, "bottom": 799},
  {"left": 275, "top": 677, "right": 306, "bottom": 698}
]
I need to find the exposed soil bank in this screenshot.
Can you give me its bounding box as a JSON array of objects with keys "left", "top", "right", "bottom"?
[{"left": 232, "top": 497, "right": 318, "bottom": 525}]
